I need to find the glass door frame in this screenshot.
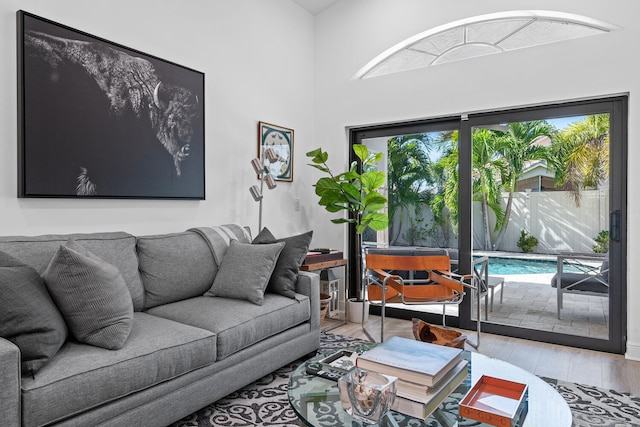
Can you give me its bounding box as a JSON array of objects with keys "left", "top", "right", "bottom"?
[
  {"left": 348, "top": 116, "right": 466, "bottom": 329},
  {"left": 348, "top": 95, "right": 627, "bottom": 354}
]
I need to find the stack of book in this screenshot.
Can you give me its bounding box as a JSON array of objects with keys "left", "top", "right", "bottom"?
[
  {"left": 303, "top": 250, "right": 343, "bottom": 265},
  {"left": 356, "top": 336, "right": 469, "bottom": 420}
]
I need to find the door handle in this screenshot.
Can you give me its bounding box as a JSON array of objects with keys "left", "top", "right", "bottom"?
[{"left": 610, "top": 210, "right": 621, "bottom": 242}]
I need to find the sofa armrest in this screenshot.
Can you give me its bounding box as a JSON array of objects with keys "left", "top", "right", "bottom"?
[
  {"left": 296, "top": 271, "right": 321, "bottom": 329},
  {"left": 0, "top": 338, "right": 21, "bottom": 427}
]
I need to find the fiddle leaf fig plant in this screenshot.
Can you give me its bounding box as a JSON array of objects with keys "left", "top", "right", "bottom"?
[{"left": 306, "top": 144, "right": 388, "bottom": 234}]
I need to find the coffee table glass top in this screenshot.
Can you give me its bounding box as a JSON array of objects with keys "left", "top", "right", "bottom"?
[{"left": 288, "top": 348, "right": 572, "bottom": 427}]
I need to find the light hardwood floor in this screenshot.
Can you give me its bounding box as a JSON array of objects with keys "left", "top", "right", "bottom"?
[{"left": 329, "top": 315, "right": 640, "bottom": 395}]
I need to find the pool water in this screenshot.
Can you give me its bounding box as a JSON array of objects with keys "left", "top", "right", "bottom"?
[{"left": 476, "top": 257, "right": 574, "bottom": 275}]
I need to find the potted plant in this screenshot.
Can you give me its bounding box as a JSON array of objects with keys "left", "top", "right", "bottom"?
[{"left": 306, "top": 144, "right": 388, "bottom": 322}]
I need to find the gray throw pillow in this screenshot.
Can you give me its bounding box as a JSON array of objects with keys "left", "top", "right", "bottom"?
[
  {"left": 0, "top": 251, "right": 67, "bottom": 376},
  {"left": 42, "top": 240, "right": 133, "bottom": 350},
  {"left": 252, "top": 228, "right": 313, "bottom": 298},
  {"left": 204, "top": 240, "right": 285, "bottom": 305}
]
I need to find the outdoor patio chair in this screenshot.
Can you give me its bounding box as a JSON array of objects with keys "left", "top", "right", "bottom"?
[
  {"left": 363, "top": 251, "right": 484, "bottom": 348},
  {"left": 552, "top": 254, "right": 609, "bottom": 319}
]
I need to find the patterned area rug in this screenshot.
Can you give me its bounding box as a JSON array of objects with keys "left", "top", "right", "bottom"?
[{"left": 171, "top": 332, "right": 640, "bottom": 427}]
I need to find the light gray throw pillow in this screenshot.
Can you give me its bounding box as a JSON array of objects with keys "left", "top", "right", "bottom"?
[
  {"left": 0, "top": 251, "right": 67, "bottom": 376},
  {"left": 43, "top": 240, "right": 133, "bottom": 350},
  {"left": 252, "top": 228, "right": 313, "bottom": 298},
  {"left": 204, "top": 240, "right": 285, "bottom": 305}
]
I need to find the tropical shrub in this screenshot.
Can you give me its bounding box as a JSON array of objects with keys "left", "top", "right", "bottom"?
[
  {"left": 593, "top": 230, "right": 609, "bottom": 253},
  {"left": 517, "top": 230, "right": 538, "bottom": 253}
]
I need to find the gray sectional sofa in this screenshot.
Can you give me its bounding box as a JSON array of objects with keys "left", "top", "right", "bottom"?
[{"left": 0, "top": 225, "right": 320, "bottom": 427}]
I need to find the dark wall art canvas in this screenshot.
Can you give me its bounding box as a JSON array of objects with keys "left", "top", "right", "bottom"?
[{"left": 17, "top": 11, "right": 205, "bottom": 199}]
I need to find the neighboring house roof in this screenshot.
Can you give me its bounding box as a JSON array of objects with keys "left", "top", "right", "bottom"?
[{"left": 519, "top": 160, "right": 555, "bottom": 181}]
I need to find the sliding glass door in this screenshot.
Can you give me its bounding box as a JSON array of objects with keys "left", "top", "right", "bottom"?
[{"left": 349, "top": 96, "right": 626, "bottom": 353}]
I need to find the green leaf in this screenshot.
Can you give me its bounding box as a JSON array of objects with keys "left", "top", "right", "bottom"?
[
  {"left": 362, "top": 213, "right": 388, "bottom": 231},
  {"left": 342, "top": 169, "right": 360, "bottom": 181},
  {"left": 361, "top": 171, "right": 386, "bottom": 191},
  {"left": 331, "top": 218, "right": 353, "bottom": 224},
  {"left": 342, "top": 183, "right": 362, "bottom": 203},
  {"left": 306, "top": 148, "right": 328, "bottom": 164},
  {"left": 308, "top": 163, "right": 330, "bottom": 173},
  {"left": 363, "top": 192, "right": 387, "bottom": 211},
  {"left": 353, "top": 144, "right": 368, "bottom": 161},
  {"left": 319, "top": 192, "right": 348, "bottom": 207},
  {"left": 305, "top": 148, "right": 322, "bottom": 158},
  {"left": 325, "top": 204, "right": 344, "bottom": 213},
  {"left": 314, "top": 177, "right": 341, "bottom": 195}
]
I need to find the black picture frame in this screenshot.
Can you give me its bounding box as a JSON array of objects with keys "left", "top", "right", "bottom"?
[{"left": 17, "top": 11, "right": 205, "bottom": 199}]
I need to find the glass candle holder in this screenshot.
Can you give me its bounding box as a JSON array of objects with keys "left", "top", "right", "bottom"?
[{"left": 338, "top": 368, "right": 397, "bottom": 424}]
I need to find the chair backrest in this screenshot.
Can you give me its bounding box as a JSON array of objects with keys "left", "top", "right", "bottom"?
[
  {"left": 366, "top": 253, "right": 462, "bottom": 300},
  {"left": 366, "top": 253, "right": 452, "bottom": 272}
]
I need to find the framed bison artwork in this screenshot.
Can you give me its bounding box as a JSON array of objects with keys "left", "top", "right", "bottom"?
[{"left": 17, "top": 11, "right": 205, "bottom": 199}]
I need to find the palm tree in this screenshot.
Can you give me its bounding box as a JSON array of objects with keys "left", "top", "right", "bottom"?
[
  {"left": 431, "top": 129, "right": 505, "bottom": 250},
  {"left": 492, "top": 121, "right": 556, "bottom": 249},
  {"left": 471, "top": 128, "right": 507, "bottom": 250},
  {"left": 387, "top": 134, "right": 434, "bottom": 244},
  {"left": 429, "top": 133, "right": 459, "bottom": 244},
  {"left": 548, "top": 114, "right": 610, "bottom": 205}
]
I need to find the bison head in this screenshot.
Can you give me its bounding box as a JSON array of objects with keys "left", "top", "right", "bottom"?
[{"left": 150, "top": 82, "right": 199, "bottom": 177}]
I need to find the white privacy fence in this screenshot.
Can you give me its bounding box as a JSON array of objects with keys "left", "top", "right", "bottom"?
[
  {"left": 391, "top": 190, "right": 608, "bottom": 254},
  {"left": 490, "top": 190, "right": 609, "bottom": 254}
]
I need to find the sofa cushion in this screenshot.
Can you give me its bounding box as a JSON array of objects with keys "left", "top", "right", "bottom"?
[
  {"left": 0, "top": 232, "right": 145, "bottom": 311},
  {"left": 147, "top": 294, "right": 310, "bottom": 360},
  {"left": 43, "top": 240, "right": 134, "bottom": 350},
  {"left": 137, "top": 231, "right": 217, "bottom": 309},
  {"left": 204, "top": 240, "right": 285, "bottom": 305},
  {"left": 20, "top": 312, "right": 216, "bottom": 427},
  {"left": 0, "top": 251, "right": 67, "bottom": 376},
  {"left": 551, "top": 272, "right": 609, "bottom": 293},
  {"left": 252, "top": 228, "right": 313, "bottom": 298}
]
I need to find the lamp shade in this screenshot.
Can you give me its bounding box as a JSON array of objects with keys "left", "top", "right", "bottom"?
[
  {"left": 249, "top": 185, "right": 262, "bottom": 201},
  {"left": 250, "top": 158, "right": 263, "bottom": 175},
  {"left": 265, "top": 174, "right": 276, "bottom": 189},
  {"left": 265, "top": 147, "right": 278, "bottom": 163}
]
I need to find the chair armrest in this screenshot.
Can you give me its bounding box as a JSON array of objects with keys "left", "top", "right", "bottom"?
[
  {"left": 0, "top": 338, "right": 21, "bottom": 427},
  {"left": 296, "top": 271, "right": 321, "bottom": 329}
]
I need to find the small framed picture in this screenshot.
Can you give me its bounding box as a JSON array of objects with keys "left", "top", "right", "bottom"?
[{"left": 258, "top": 122, "right": 293, "bottom": 182}]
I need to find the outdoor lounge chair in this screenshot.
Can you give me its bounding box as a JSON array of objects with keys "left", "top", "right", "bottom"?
[
  {"left": 363, "top": 249, "right": 484, "bottom": 348},
  {"left": 552, "top": 254, "right": 609, "bottom": 319}
]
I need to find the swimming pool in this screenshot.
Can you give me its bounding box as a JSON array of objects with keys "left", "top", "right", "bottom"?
[{"left": 476, "top": 257, "right": 569, "bottom": 275}]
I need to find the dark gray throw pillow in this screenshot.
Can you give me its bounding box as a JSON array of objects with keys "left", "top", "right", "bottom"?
[
  {"left": 43, "top": 240, "right": 133, "bottom": 350},
  {"left": 204, "top": 240, "right": 285, "bottom": 305},
  {"left": 252, "top": 228, "right": 313, "bottom": 298},
  {"left": 0, "top": 251, "right": 67, "bottom": 376}
]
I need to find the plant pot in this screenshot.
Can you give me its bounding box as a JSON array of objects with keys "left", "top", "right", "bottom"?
[{"left": 347, "top": 298, "right": 370, "bottom": 323}]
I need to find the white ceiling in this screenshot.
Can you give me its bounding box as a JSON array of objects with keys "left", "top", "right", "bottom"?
[{"left": 292, "top": 0, "right": 340, "bottom": 15}]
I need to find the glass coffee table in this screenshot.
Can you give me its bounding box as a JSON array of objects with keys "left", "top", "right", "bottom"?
[{"left": 288, "top": 349, "right": 572, "bottom": 426}]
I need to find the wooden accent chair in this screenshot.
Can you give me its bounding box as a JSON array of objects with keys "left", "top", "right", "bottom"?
[{"left": 364, "top": 251, "right": 484, "bottom": 347}]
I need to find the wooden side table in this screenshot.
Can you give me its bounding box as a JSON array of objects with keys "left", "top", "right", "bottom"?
[{"left": 300, "top": 259, "right": 348, "bottom": 331}]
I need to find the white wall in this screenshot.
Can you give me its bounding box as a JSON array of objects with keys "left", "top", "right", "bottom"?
[
  {"left": 0, "top": 0, "right": 316, "bottom": 238},
  {"left": 312, "top": 0, "right": 640, "bottom": 358}
]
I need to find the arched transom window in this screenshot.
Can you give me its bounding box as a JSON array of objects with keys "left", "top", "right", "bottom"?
[{"left": 357, "top": 11, "right": 617, "bottom": 79}]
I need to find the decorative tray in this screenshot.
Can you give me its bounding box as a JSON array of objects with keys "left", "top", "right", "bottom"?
[{"left": 459, "top": 375, "right": 528, "bottom": 427}]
